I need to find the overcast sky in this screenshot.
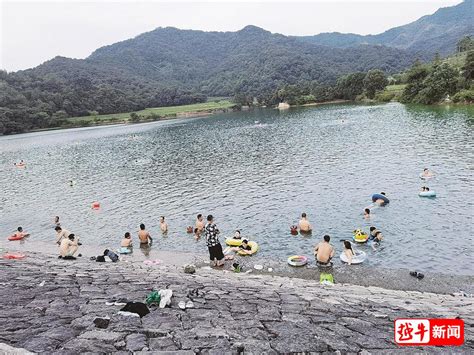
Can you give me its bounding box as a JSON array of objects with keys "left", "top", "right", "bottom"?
[{"left": 0, "top": 0, "right": 463, "bottom": 72}]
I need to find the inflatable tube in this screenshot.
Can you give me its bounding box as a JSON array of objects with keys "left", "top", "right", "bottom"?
[
  {"left": 372, "top": 193, "right": 389, "bottom": 204},
  {"left": 8, "top": 234, "right": 24, "bottom": 241},
  {"left": 353, "top": 231, "right": 369, "bottom": 243},
  {"left": 287, "top": 255, "right": 308, "bottom": 267},
  {"left": 91, "top": 202, "right": 100, "bottom": 209},
  {"left": 340, "top": 250, "right": 367, "bottom": 265},
  {"left": 225, "top": 238, "right": 243, "bottom": 247},
  {"left": 118, "top": 247, "right": 132, "bottom": 254},
  {"left": 3, "top": 253, "right": 26, "bottom": 260},
  {"left": 419, "top": 191, "right": 436, "bottom": 197},
  {"left": 237, "top": 241, "right": 259, "bottom": 256},
  {"left": 419, "top": 173, "right": 433, "bottom": 180}
]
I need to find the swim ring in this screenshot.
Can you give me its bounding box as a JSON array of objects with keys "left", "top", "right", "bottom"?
[
  {"left": 8, "top": 234, "right": 24, "bottom": 241},
  {"left": 353, "top": 230, "right": 369, "bottom": 243},
  {"left": 419, "top": 191, "right": 436, "bottom": 197},
  {"left": 340, "top": 250, "right": 367, "bottom": 265},
  {"left": 419, "top": 173, "right": 433, "bottom": 180},
  {"left": 118, "top": 247, "right": 132, "bottom": 254},
  {"left": 237, "top": 241, "right": 259, "bottom": 256},
  {"left": 371, "top": 194, "right": 389, "bottom": 204},
  {"left": 287, "top": 255, "right": 308, "bottom": 267},
  {"left": 225, "top": 238, "right": 243, "bottom": 247},
  {"left": 3, "top": 253, "right": 26, "bottom": 260}
]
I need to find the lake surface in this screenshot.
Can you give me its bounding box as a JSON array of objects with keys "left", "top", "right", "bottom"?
[{"left": 1, "top": 103, "right": 473, "bottom": 275}]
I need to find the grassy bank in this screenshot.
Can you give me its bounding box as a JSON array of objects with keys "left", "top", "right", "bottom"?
[{"left": 65, "top": 100, "right": 236, "bottom": 127}]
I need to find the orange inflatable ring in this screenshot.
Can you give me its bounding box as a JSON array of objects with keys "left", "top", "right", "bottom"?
[
  {"left": 92, "top": 202, "right": 100, "bottom": 209},
  {"left": 3, "top": 253, "right": 26, "bottom": 260}
]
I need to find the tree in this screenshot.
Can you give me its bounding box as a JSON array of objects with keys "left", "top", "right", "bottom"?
[
  {"left": 416, "top": 63, "right": 459, "bottom": 104},
  {"left": 463, "top": 50, "right": 474, "bottom": 81},
  {"left": 363, "top": 69, "right": 388, "bottom": 99},
  {"left": 335, "top": 72, "right": 366, "bottom": 100},
  {"left": 457, "top": 36, "right": 474, "bottom": 53},
  {"left": 129, "top": 112, "right": 140, "bottom": 122}
]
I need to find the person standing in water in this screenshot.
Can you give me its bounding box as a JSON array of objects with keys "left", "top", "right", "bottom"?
[
  {"left": 298, "top": 213, "right": 313, "bottom": 233},
  {"left": 421, "top": 168, "right": 434, "bottom": 178},
  {"left": 205, "top": 215, "right": 224, "bottom": 267},
  {"left": 138, "top": 224, "right": 153, "bottom": 246},
  {"left": 160, "top": 216, "right": 168, "bottom": 233},
  {"left": 195, "top": 214, "right": 205, "bottom": 233}
]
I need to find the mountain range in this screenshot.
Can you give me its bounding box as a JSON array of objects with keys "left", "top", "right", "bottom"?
[{"left": 0, "top": 0, "right": 471, "bottom": 134}]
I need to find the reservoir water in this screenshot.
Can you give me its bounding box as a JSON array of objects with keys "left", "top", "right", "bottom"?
[{"left": 1, "top": 103, "right": 473, "bottom": 275}]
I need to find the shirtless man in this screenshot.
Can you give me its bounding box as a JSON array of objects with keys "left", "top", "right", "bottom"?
[
  {"left": 195, "top": 214, "right": 205, "bottom": 233},
  {"left": 14, "top": 227, "right": 30, "bottom": 239},
  {"left": 59, "top": 234, "right": 80, "bottom": 259},
  {"left": 160, "top": 216, "right": 168, "bottom": 233},
  {"left": 55, "top": 226, "right": 71, "bottom": 245},
  {"left": 314, "top": 235, "right": 335, "bottom": 264},
  {"left": 421, "top": 168, "right": 434, "bottom": 178},
  {"left": 298, "top": 213, "right": 312, "bottom": 232},
  {"left": 138, "top": 224, "right": 153, "bottom": 245}
]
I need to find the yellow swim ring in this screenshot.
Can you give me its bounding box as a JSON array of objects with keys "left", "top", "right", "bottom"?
[
  {"left": 225, "top": 238, "right": 243, "bottom": 246},
  {"left": 237, "top": 241, "right": 259, "bottom": 256}
]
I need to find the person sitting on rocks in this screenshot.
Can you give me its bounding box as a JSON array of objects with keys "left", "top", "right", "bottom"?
[
  {"left": 314, "top": 235, "right": 334, "bottom": 265},
  {"left": 121, "top": 232, "right": 132, "bottom": 247},
  {"left": 299, "top": 213, "right": 312, "bottom": 233},
  {"left": 59, "top": 234, "right": 80, "bottom": 259}
]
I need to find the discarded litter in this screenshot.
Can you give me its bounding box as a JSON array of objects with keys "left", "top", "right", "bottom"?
[
  {"left": 158, "top": 289, "right": 173, "bottom": 308},
  {"left": 146, "top": 291, "right": 161, "bottom": 307},
  {"left": 39, "top": 280, "right": 45, "bottom": 287},
  {"left": 254, "top": 264, "right": 264, "bottom": 270}
]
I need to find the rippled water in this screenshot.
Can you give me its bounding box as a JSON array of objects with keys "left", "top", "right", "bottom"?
[{"left": 1, "top": 103, "right": 473, "bottom": 275}]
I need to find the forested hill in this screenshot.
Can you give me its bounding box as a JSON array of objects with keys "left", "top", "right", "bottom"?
[{"left": 298, "top": 0, "right": 473, "bottom": 57}]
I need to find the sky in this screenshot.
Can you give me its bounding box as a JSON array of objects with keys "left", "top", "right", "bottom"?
[{"left": 0, "top": 0, "right": 463, "bottom": 72}]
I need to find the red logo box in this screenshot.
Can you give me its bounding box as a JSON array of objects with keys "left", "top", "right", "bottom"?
[{"left": 395, "top": 318, "right": 464, "bottom": 346}]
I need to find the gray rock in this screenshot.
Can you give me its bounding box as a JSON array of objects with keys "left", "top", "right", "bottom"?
[
  {"left": 79, "top": 330, "right": 126, "bottom": 342},
  {"left": 184, "top": 265, "right": 196, "bottom": 274},
  {"left": 93, "top": 317, "right": 110, "bottom": 329},
  {"left": 61, "top": 338, "right": 118, "bottom": 353},
  {"left": 126, "top": 333, "right": 148, "bottom": 352}
]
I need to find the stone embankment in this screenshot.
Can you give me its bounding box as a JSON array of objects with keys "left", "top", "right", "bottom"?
[{"left": 0, "top": 253, "right": 472, "bottom": 354}]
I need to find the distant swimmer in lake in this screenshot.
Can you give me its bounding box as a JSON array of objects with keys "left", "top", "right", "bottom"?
[
  {"left": 314, "top": 235, "right": 335, "bottom": 265},
  {"left": 53, "top": 216, "right": 60, "bottom": 227},
  {"left": 363, "top": 208, "right": 371, "bottom": 220},
  {"left": 121, "top": 232, "right": 133, "bottom": 247},
  {"left": 372, "top": 192, "right": 390, "bottom": 206},
  {"left": 195, "top": 214, "right": 205, "bottom": 233},
  {"left": 13, "top": 227, "right": 30, "bottom": 239},
  {"left": 160, "top": 216, "right": 168, "bottom": 233},
  {"left": 421, "top": 168, "right": 434, "bottom": 179},
  {"left": 299, "top": 213, "right": 313, "bottom": 233},
  {"left": 138, "top": 223, "right": 153, "bottom": 246}
]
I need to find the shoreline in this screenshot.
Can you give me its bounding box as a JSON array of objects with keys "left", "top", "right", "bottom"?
[
  {"left": 3, "top": 240, "right": 473, "bottom": 296},
  {"left": 1, "top": 250, "right": 473, "bottom": 353}
]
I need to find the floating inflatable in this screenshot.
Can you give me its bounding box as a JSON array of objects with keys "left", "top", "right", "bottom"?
[
  {"left": 225, "top": 238, "right": 243, "bottom": 247},
  {"left": 419, "top": 173, "right": 434, "bottom": 180},
  {"left": 290, "top": 226, "right": 298, "bottom": 235},
  {"left": 340, "top": 250, "right": 367, "bottom": 265},
  {"left": 372, "top": 193, "right": 389, "bottom": 204},
  {"left": 14, "top": 162, "right": 26, "bottom": 168},
  {"left": 353, "top": 230, "right": 369, "bottom": 243},
  {"left": 287, "top": 255, "right": 308, "bottom": 267},
  {"left": 419, "top": 191, "right": 436, "bottom": 198},
  {"left": 3, "top": 253, "right": 26, "bottom": 260},
  {"left": 237, "top": 241, "right": 259, "bottom": 256},
  {"left": 91, "top": 202, "right": 100, "bottom": 209},
  {"left": 8, "top": 234, "right": 24, "bottom": 241},
  {"left": 118, "top": 247, "right": 132, "bottom": 254}
]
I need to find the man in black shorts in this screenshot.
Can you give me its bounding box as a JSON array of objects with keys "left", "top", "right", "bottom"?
[{"left": 205, "top": 215, "right": 224, "bottom": 267}]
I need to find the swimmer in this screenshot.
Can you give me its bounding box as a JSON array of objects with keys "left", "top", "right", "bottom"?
[
  {"left": 374, "top": 192, "right": 389, "bottom": 206},
  {"left": 233, "top": 230, "right": 242, "bottom": 240},
  {"left": 363, "top": 208, "right": 371, "bottom": 220},
  {"left": 369, "top": 227, "right": 383, "bottom": 250},
  {"left": 14, "top": 160, "right": 25, "bottom": 167},
  {"left": 194, "top": 228, "right": 201, "bottom": 240},
  {"left": 421, "top": 186, "right": 426, "bottom": 192},
  {"left": 225, "top": 239, "right": 252, "bottom": 255},
  {"left": 160, "top": 216, "right": 168, "bottom": 233},
  {"left": 14, "top": 227, "right": 30, "bottom": 239},
  {"left": 55, "top": 226, "right": 71, "bottom": 245},
  {"left": 343, "top": 240, "right": 354, "bottom": 265},
  {"left": 195, "top": 214, "right": 205, "bottom": 233},
  {"left": 299, "top": 213, "right": 313, "bottom": 233},
  {"left": 53, "top": 216, "right": 60, "bottom": 227},
  {"left": 121, "top": 232, "right": 133, "bottom": 247},
  {"left": 421, "top": 168, "right": 434, "bottom": 178},
  {"left": 314, "top": 235, "right": 334, "bottom": 265},
  {"left": 138, "top": 223, "right": 153, "bottom": 246}
]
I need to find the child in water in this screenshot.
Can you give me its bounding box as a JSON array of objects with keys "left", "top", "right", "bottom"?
[
  {"left": 14, "top": 227, "right": 30, "bottom": 238},
  {"left": 233, "top": 230, "right": 242, "bottom": 239},
  {"left": 121, "top": 232, "right": 133, "bottom": 247},
  {"left": 369, "top": 226, "right": 383, "bottom": 250},
  {"left": 363, "top": 208, "right": 371, "bottom": 220},
  {"left": 343, "top": 240, "right": 354, "bottom": 265}
]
